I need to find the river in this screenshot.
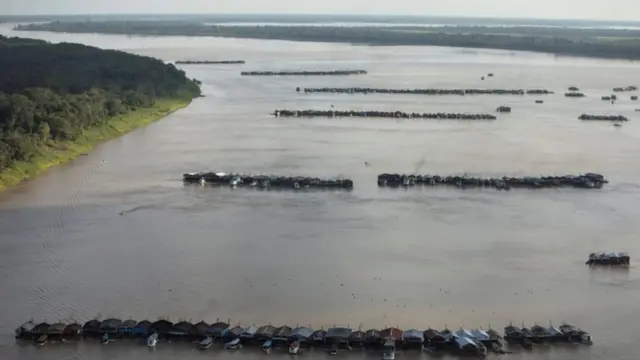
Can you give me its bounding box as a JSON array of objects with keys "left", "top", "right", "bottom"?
[{"left": 1, "top": 23, "right": 639, "bottom": 360}]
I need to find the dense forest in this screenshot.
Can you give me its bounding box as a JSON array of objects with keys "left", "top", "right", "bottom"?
[
  {"left": 15, "top": 21, "right": 640, "bottom": 60},
  {"left": 0, "top": 35, "right": 201, "bottom": 172}
]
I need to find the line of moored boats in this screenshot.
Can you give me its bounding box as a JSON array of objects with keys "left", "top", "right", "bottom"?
[
  {"left": 15, "top": 318, "right": 592, "bottom": 357},
  {"left": 183, "top": 172, "right": 354, "bottom": 189},
  {"left": 297, "top": 88, "right": 554, "bottom": 95},
  {"left": 273, "top": 110, "right": 497, "bottom": 120},
  {"left": 377, "top": 173, "right": 608, "bottom": 190},
  {"left": 578, "top": 114, "right": 628, "bottom": 121},
  {"left": 241, "top": 70, "right": 367, "bottom": 76},
  {"left": 176, "top": 60, "right": 245, "bottom": 64},
  {"left": 586, "top": 252, "right": 630, "bottom": 266}
]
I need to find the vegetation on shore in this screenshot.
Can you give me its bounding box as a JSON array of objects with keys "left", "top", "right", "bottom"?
[
  {"left": 0, "top": 35, "right": 201, "bottom": 190},
  {"left": 14, "top": 21, "right": 640, "bottom": 60}
]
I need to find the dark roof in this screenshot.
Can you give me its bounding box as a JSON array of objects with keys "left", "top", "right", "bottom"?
[
  {"left": 228, "top": 326, "right": 244, "bottom": 336},
  {"left": 63, "top": 323, "right": 82, "bottom": 335},
  {"left": 274, "top": 326, "right": 292, "bottom": 337},
  {"left": 17, "top": 321, "right": 36, "bottom": 332},
  {"left": 48, "top": 323, "right": 66, "bottom": 334},
  {"left": 381, "top": 327, "right": 403, "bottom": 339},
  {"left": 311, "top": 329, "right": 326, "bottom": 339},
  {"left": 424, "top": 329, "right": 444, "bottom": 340},
  {"left": 82, "top": 320, "right": 101, "bottom": 331},
  {"left": 190, "top": 321, "right": 209, "bottom": 335},
  {"left": 365, "top": 329, "right": 381, "bottom": 339},
  {"left": 99, "top": 318, "right": 122, "bottom": 330},
  {"left": 256, "top": 325, "right": 276, "bottom": 336},
  {"left": 134, "top": 320, "right": 151, "bottom": 330},
  {"left": 173, "top": 321, "right": 194, "bottom": 333},
  {"left": 149, "top": 320, "right": 174, "bottom": 333},
  {"left": 206, "top": 322, "right": 230, "bottom": 335},
  {"left": 326, "top": 327, "right": 352, "bottom": 340},
  {"left": 120, "top": 320, "right": 137, "bottom": 328},
  {"left": 33, "top": 322, "right": 50, "bottom": 333},
  {"left": 349, "top": 331, "right": 365, "bottom": 341}
]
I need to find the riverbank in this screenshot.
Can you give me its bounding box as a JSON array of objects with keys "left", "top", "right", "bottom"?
[{"left": 0, "top": 98, "right": 191, "bottom": 192}]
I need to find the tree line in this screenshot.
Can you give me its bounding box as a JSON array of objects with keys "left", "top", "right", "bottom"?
[
  {"left": 14, "top": 21, "right": 640, "bottom": 60},
  {"left": 0, "top": 35, "right": 201, "bottom": 171}
]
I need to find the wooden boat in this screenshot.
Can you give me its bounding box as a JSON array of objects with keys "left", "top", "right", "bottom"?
[
  {"left": 147, "top": 333, "right": 158, "bottom": 347},
  {"left": 36, "top": 334, "right": 48, "bottom": 346},
  {"left": 289, "top": 340, "right": 300, "bottom": 354},
  {"left": 261, "top": 339, "right": 273, "bottom": 354},
  {"left": 199, "top": 336, "right": 213, "bottom": 349},
  {"left": 100, "top": 333, "right": 111, "bottom": 345},
  {"left": 225, "top": 337, "right": 242, "bottom": 349}
]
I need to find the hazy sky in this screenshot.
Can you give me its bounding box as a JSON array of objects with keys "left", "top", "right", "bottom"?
[{"left": 4, "top": 0, "right": 640, "bottom": 21}]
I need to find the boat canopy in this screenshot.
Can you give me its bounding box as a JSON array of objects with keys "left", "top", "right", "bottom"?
[
  {"left": 311, "top": 329, "right": 326, "bottom": 340},
  {"left": 454, "top": 328, "right": 474, "bottom": 339},
  {"left": 274, "top": 326, "right": 292, "bottom": 339},
  {"left": 471, "top": 329, "right": 489, "bottom": 341},
  {"left": 190, "top": 321, "right": 210, "bottom": 336},
  {"left": 33, "top": 322, "right": 50, "bottom": 334},
  {"left": 241, "top": 325, "right": 259, "bottom": 337},
  {"left": 381, "top": 327, "right": 403, "bottom": 340},
  {"left": 119, "top": 319, "right": 137, "bottom": 331},
  {"left": 17, "top": 321, "right": 36, "bottom": 333},
  {"left": 365, "top": 329, "right": 381, "bottom": 339},
  {"left": 149, "top": 320, "right": 174, "bottom": 335},
  {"left": 228, "top": 326, "right": 244, "bottom": 337},
  {"left": 63, "top": 323, "right": 82, "bottom": 336},
  {"left": 99, "top": 318, "right": 122, "bottom": 332},
  {"left": 454, "top": 336, "right": 477, "bottom": 349},
  {"left": 82, "top": 320, "right": 101, "bottom": 333},
  {"left": 402, "top": 329, "right": 424, "bottom": 341},
  {"left": 48, "top": 323, "right": 66, "bottom": 335},
  {"left": 291, "top": 326, "right": 314, "bottom": 339},
  {"left": 133, "top": 320, "right": 151, "bottom": 334},
  {"left": 349, "top": 330, "right": 365, "bottom": 341},
  {"left": 326, "top": 327, "right": 352, "bottom": 340},
  {"left": 256, "top": 325, "right": 276, "bottom": 337},
  {"left": 424, "top": 329, "right": 445, "bottom": 340},
  {"left": 171, "top": 321, "right": 194, "bottom": 335},
  {"left": 548, "top": 325, "right": 563, "bottom": 336},
  {"left": 206, "top": 322, "right": 230, "bottom": 336}
]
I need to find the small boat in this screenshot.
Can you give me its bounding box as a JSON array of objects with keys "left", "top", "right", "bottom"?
[
  {"left": 329, "top": 343, "right": 339, "bottom": 355},
  {"left": 225, "top": 337, "right": 242, "bottom": 349},
  {"left": 100, "top": 333, "right": 111, "bottom": 345},
  {"left": 261, "top": 339, "right": 273, "bottom": 354},
  {"left": 199, "top": 336, "right": 213, "bottom": 349},
  {"left": 476, "top": 341, "right": 488, "bottom": 357},
  {"left": 579, "top": 331, "right": 593, "bottom": 345},
  {"left": 289, "top": 340, "right": 300, "bottom": 355},
  {"left": 382, "top": 339, "right": 396, "bottom": 360},
  {"left": 147, "top": 333, "right": 158, "bottom": 347},
  {"left": 36, "top": 334, "right": 48, "bottom": 347}
]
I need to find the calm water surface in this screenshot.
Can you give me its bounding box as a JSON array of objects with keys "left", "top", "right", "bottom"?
[{"left": 1, "top": 24, "right": 639, "bottom": 360}]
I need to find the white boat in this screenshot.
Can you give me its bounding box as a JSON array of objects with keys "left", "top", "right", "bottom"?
[
  {"left": 147, "top": 333, "right": 158, "bottom": 347},
  {"left": 382, "top": 339, "right": 396, "bottom": 360},
  {"left": 225, "top": 337, "right": 242, "bottom": 349},
  {"left": 289, "top": 340, "right": 300, "bottom": 355},
  {"left": 100, "top": 333, "right": 111, "bottom": 345},
  {"left": 261, "top": 339, "right": 273, "bottom": 354},
  {"left": 199, "top": 336, "right": 213, "bottom": 349}
]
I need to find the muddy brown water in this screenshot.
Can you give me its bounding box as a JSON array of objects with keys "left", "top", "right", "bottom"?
[{"left": 1, "top": 24, "right": 640, "bottom": 360}]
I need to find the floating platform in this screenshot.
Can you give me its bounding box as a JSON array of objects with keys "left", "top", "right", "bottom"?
[
  {"left": 241, "top": 70, "right": 367, "bottom": 76},
  {"left": 273, "top": 110, "right": 497, "bottom": 120},
  {"left": 586, "top": 252, "right": 630, "bottom": 266},
  {"left": 183, "top": 172, "right": 354, "bottom": 190},
  {"left": 579, "top": 114, "right": 628, "bottom": 122},
  {"left": 377, "top": 173, "right": 608, "bottom": 190},
  {"left": 299, "top": 87, "right": 553, "bottom": 95},
  {"left": 14, "top": 318, "right": 591, "bottom": 355},
  {"left": 176, "top": 60, "right": 245, "bottom": 64}
]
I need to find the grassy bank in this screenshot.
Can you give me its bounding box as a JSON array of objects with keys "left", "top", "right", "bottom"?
[{"left": 0, "top": 97, "right": 191, "bottom": 191}]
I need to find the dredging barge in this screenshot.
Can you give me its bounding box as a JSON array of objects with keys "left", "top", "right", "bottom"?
[
  {"left": 273, "top": 110, "right": 497, "bottom": 120},
  {"left": 183, "top": 172, "right": 354, "bottom": 190},
  {"left": 377, "top": 173, "right": 608, "bottom": 190},
  {"left": 176, "top": 60, "right": 245, "bottom": 64},
  {"left": 298, "top": 88, "right": 554, "bottom": 95},
  {"left": 15, "top": 318, "right": 592, "bottom": 356},
  {"left": 241, "top": 70, "right": 367, "bottom": 76},
  {"left": 586, "top": 252, "right": 630, "bottom": 266}
]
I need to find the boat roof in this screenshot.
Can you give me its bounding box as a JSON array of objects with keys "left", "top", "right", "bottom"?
[
  {"left": 100, "top": 318, "right": 122, "bottom": 329},
  {"left": 381, "top": 327, "right": 403, "bottom": 339},
  {"left": 49, "top": 323, "right": 66, "bottom": 333},
  {"left": 150, "top": 319, "right": 174, "bottom": 332},
  {"left": 274, "top": 326, "right": 292, "bottom": 337},
  {"left": 402, "top": 329, "right": 423, "bottom": 340},
  {"left": 120, "top": 319, "right": 137, "bottom": 328},
  {"left": 424, "top": 329, "right": 444, "bottom": 338},
  {"left": 63, "top": 323, "right": 82, "bottom": 332},
  {"left": 262, "top": 339, "right": 272, "bottom": 346},
  {"left": 548, "top": 325, "right": 563, "bottom": 335},
  {"left": 311, "top": 329, "right": 326, "bottom": 338},
  {"left": 134, "top": 320, "right": 152, "bottom": 330},
  {"left": 365, "top": 329, "right": 381, "bottom": 337},
  {"left": 326, "top": 327, "right": 352, "bottom": 339},
  {"left": 291, "top": 326, "right": 314, "bottom": 338},
  {"left": 17, "top": 321, "right": 36, "bottom": 332},
  {"left": 257, "top": 325, "right": 276, "bottom": 336},
  {"left": 349, "top": 331, "right": 365, "bottom": 340},
  {"left": 33, "top": 322, "right": 50, "bottom": 332},
  {"left": 242, "top": 325, "right": 258, "bottom": 335},
  {"left": 471, "top": 329, "right": 489, "bottom": 340},
  {"left": 455, "top": 336, "right": 477, "bottom": 348},
  {"left": 193, "top": 321, "right": 210, "bottom": 330},
  {"left": 82, "top": 320, "right": 101, "bottom": 330},
  {"left": 454, "top": 328, "right": 474, "bottom": 339},
  {"left": 229, "top": 326, "right": 244, "bottom": 335},
  {"left": 173, "top": 321, "right": 194, "bottom": 332}
]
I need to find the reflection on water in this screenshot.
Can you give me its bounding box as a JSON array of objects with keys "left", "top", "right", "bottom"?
[{"left": 0, "top": 23, "right": 639, "bottom": 360}]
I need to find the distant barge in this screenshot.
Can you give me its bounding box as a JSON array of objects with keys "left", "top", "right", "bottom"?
[
  {"left": 586, "top": 252, "right": 630, "bottom": 266},
  {"left": 273, "top": 110, "right": 497, "bottom": 120},
  {"left": 378, "top": 173, "right": 608, "bottom": 190},
  {"left": 176, "top": 60, "right": 245, "bottom": 64},
  {"left": 299, "top": 87, "right": 554, "bottom": 95},
  {"left": 15, "top": 318, "right": 591, "bottom": 356},
  {"left": 241, "top": 70, "right": 367, "bottom": 76},
  {"left": 184, "top": 172, "right": 354, "bottom": 189}
]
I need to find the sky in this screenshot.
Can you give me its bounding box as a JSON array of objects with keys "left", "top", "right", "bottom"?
[{"left": 4, "top": 0, "right": 640, "bottom": 21}]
